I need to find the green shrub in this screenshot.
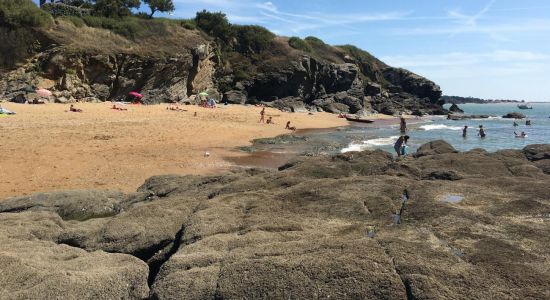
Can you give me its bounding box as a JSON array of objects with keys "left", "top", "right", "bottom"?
[
  {"left": 304, "top": 36, "right": 324, "bottom": 44},
  {"left": 0, "top": 0, "right": 53, "bottom": 28},
  {"left": 233, "top": 25, "right": 275, "bottom": 54},
  {"left": 288, "top": 36, "right": 312, "bottom": 52},
  {"left": 81, "top": 15, "right": 143, "bottom": 39},
  {"left": 195, "top": 10, "right": 233, "bottom": 44},
  {"left": 338, "top": 44, "right": 381, "bottom": 66},
  {"left": 179, "top": 19, "right": 196, "bottom": 30},
  {"left": 59, "top": 16, "right": 85, "bottom": 27}
]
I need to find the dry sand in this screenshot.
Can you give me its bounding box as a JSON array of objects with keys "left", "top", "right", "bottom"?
[{"left": 0, "top": 103, "right": 398, "bottom": 199}]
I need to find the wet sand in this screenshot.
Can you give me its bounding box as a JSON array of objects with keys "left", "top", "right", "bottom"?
[{"left": 0, "top": 102, "right": 395, "bottom": 198}]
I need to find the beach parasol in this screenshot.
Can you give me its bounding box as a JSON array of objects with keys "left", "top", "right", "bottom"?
[
  {"left": 129, "top": 91, "right": 143, "bottom": 98},
  {"left": 36, "top": 88, "right": 52, "bottom": 97}
]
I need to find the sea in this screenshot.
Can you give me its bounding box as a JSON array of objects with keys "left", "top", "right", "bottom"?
[{"left": 341, "top": 103, "right": 550, "bottom": 154}]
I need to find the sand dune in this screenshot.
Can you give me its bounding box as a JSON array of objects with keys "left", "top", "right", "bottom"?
[{"left": 0, "top": 102, "right": 355, "bottom": 198}]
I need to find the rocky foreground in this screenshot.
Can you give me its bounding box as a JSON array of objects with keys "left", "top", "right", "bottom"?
[{"left": 1, "top": 141, "right": 549, "bottom": 299}]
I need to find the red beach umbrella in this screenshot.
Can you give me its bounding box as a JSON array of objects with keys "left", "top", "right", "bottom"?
[{"left": 129, "top": 91, "right": 143, "bottom": 98}]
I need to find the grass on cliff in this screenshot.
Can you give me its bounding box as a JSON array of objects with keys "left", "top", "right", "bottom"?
[{"left": 0, "top": 0, "right": 53, "bottom": 28}]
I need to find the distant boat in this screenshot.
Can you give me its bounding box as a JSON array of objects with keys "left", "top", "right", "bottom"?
[
  {"left": 345, "top": 116, "right": 374, "bottom": 123},
  {"left": 517, "top": 104, "right": 533, "bottom": 109}
]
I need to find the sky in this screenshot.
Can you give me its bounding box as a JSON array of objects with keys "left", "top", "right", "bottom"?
[
  {"left": 36, "top": 0, "right": 550, "bottom": 101},
  {"left": 154, "top": 0, "right": 549, "bottom": 101}
]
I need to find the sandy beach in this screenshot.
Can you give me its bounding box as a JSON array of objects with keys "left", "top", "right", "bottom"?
[{"left": 0, "top": 102, "right": 399, "bottom": 198}]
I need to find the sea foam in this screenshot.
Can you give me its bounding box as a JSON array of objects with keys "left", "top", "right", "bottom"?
[
  {"left": 341, "top": 136, "right": 399, "bottom": 153},
  {"left": 419, "top": 124, "right": 462, "bottom": 131}
]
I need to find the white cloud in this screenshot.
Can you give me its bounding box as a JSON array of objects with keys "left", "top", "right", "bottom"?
[{"left": 254, "top": 1, "right": 411, "bottom": 34}]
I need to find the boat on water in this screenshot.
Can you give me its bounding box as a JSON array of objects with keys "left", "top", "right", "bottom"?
[
  {"left": 517, "top": 104, "right": 533, "bottom": 109},
  {"left": 345, "top": 116, "right": 375, "bottom": 123}
]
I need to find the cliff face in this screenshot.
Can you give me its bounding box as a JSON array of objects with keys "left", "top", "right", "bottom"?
[{"left": 0, "top": 20, "right": 444, "bottom": 115}]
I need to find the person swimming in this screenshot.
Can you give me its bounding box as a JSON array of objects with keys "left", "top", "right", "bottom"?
[
  {"left": 514, "top": 131, "right": 527, "bottom": 138},
  {"left": 513, "top": 121, "right": 518, "bottom": 127}
]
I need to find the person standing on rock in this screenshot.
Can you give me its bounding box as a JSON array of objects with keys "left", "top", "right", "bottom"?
[
  {"left": 478, "top": 125, "right": 486, "bottom": 138},
  {"left": 400, "top": 116, "right": 407, "bottom": 133},
  {"left": 259, "top": 107, "right": 266, "bottom": 123},
  {"left": 394, "top": 135, "right": 410, "bottom": 157},
  {"left": 462, "top": 125, "right": 468, "bottom": 138}
]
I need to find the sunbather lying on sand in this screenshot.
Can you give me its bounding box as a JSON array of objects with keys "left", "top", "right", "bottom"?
[
  {"left": 69, "top": 105, "right": 82, "bottom": 112},
  {"left": 167, "top": 104, "right": 185, "bottom": 111},
  {"left": 112, "top": 104, "right": 128, "bottom": 111}
]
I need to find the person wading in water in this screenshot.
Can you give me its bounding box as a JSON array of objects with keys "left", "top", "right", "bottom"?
[{"left": 478, "top": 125, "right": 486, "bottom": 138}]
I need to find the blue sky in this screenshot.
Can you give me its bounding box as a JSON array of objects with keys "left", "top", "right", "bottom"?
[{"left": 157, "top": 0, "right": 550, "bottom": 101}]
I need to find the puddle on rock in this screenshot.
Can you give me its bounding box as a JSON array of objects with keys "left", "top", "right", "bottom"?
[{"left": 441, "top": 194, "right": 464, "bottom": 203}]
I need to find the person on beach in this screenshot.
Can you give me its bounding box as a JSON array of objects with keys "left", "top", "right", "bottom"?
[
  {"left": 167, "top": 103, "right": 184, "bottom": 111},
  {"left": 285, "top": 121, "right": 296, "bottom": 131},
  {"left": 400, "top": 116, "right": 407, "bottom": 133},
  {"left": 69, "top": 104, "right": 82, "bottom": 112},
  {"left": 462, "top": 125, "right": 468, "bottom": 138},
  {"left": 266, "top": 116, "right": 274, "bottom": 124},
  {"left": 394, "top": 135, "right": 410, "bottom": 157},
  {"left": 112, "top": 104, "right": 127, "bottom": 111},
  {"left": 259, "top": 107, "right": 265, "bottom": 123},
  {"left": 478, "top": 125, "right": 486, "bottom": 138}
]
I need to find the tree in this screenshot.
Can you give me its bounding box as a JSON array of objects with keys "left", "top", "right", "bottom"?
[
  {"left": 144, "top": 0, "right": 174, "bottom": 18},
  {"left": 195, "top": 10, "right": 233, "bottom": 44},
  {"left": 92, "top": 0, "right": 140, "bottom": 17}
]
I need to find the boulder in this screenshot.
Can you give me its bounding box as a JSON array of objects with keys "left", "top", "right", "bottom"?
[
  {"left": 502, "top": 112, "right": 526, "bottom": 119},
  {"left": 270, "top": 97, "right": 308, "bottom": 113},
  {"left": 0, "top": 190, "right": 126, "bottom": 221},
  {"left": 0, "top": 239, "right": 149, "bottom": 299},
  {"left": 91, "top": 83, "right": 111, "bottom": 100},
  {"left": 415, "top": 140, "right": 457, "bottom": 157},
  {"left": 523, "top": 144, "right": 550, "bottom": 161},
  {"left": 223, "top": 90, "right": 247, "bottom": 104},
  {"left": 364, "top": 82, "right": 382, "bottom": 96},
  {"left": 449, "top": 103, "right": 464, "bottom": 113}
]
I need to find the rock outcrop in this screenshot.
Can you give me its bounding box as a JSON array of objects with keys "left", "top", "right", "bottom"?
[
  {"left": 503, "top": 112, "right": 527, "bottom": 119},
  {"left": 1, "top": 141, "right": 549, "bottom": 299},
  {"left": 449, "top": 103, "right": 464, "bottom": 113},
  {"left": 0, "top": 21, "right": 444, "bottom": 115}
]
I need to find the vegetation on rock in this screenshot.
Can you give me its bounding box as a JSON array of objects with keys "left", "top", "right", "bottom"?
[
  {"left": 288, "top": 36, "right": 312, "bottom": 53},
  {"left": 0, "top": 0, "right": 53, "bottom": 28}
]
